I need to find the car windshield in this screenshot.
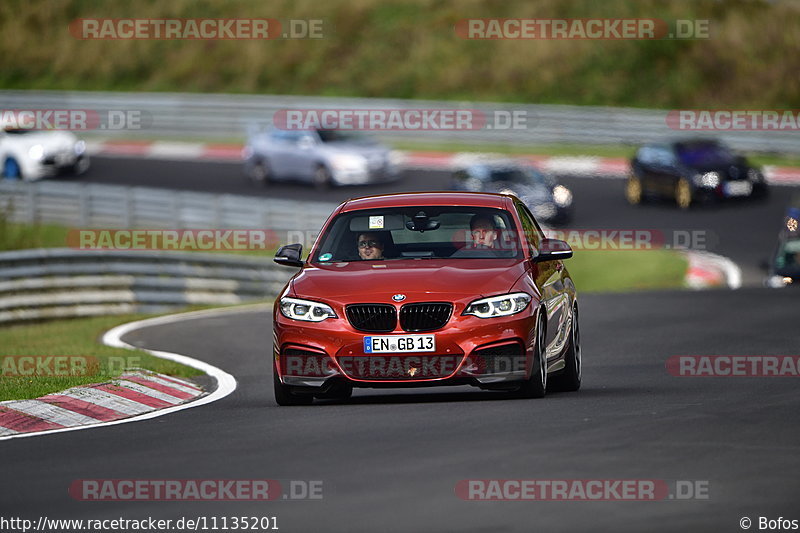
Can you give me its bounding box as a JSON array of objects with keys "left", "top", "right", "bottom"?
[
  {"left": 317, "top": 129, "right": 370, "bottom": 143},
  {"left": 676, "top": 142, "right": 736, "bottom": 167},
  {"left": 312, "top": 206, "right": 523, "bottom": 263},
  {"left": 471, "top": 165, "right": 550, "bottom": 186}
]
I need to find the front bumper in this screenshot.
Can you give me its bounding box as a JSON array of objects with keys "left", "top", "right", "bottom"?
[
  {"left": 331, "top": 164, "right": 400, "bottom": 185},
  {"left": 693, "top": 179, "right": 768, "bottom": 201},
  {"left": 23, "top": 152, "right": 88, "bottom": 180},
  {"left": 273, "top": 306, "right": 538, "bottom": 389}
]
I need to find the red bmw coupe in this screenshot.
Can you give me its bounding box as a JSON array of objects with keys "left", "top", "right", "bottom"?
[{"left": 272, "top": 192, "right": 580, "bottom": 405}]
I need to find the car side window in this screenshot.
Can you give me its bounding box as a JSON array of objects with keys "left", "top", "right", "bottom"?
[{"left": 514, "top": 201, "right": 542, "bottom": 256}]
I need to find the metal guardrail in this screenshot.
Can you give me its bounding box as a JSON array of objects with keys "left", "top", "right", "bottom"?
[
  {"left": 1, "top": 90, "right": 798, "bottom": 154},
  {"left": 0, "top": 180, "right": 334, "bottom": 233},
  {"left": 0, "top": 248, "right": 294, "bottom": 322}
]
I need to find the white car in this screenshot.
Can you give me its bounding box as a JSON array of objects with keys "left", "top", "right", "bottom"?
[{"left": 0, "top": 128, "right": 90, "bottom": 181}]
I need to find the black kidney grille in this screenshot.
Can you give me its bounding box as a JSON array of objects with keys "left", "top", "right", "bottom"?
[
  {"left": 400, "top": 302, "right": 453, "bottom": 332},
  {"left": 346, "top": 304, "right": 397, "bottom": 332}
]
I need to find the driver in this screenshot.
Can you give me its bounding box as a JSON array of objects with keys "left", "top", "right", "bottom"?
[
  {"left": 469, "top": 215, "right": 499, "bottom": 248},
  {"left": 357, "top": 232, "right": 385, "bottom": 260}
]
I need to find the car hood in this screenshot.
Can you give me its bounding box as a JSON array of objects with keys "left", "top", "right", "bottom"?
[
  {"left": 290, "top": 259, "right": 527, "bottom": 303},
  {"left": 486, "top": 181, "right": 552, "bottom": 205},
  {"left": 3, "top": 130, "right": 77, "bottom": 152},
  {"left": 686, "top": 161, "right": 750, "bottom": 176},
  {"left": 319, "top": 142, "right": 389, "bottom": 157}
]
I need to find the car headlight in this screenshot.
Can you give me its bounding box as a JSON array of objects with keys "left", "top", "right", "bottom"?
[
  {"left": 279, "top": 297, "right": 337, "bottom": 322},
  {"left": 28, "top": 144, "right": 44, "bottom": 161},
  {"left": 696, "top": 171, "right": 720, "bottom": 188},
  {"left": 552, "top": 185, "right": 573, "bottom": 207},
  {"left": 388, "top": 150, "right": 404, "bottom": 167},
  {"left": 330, "top": 154, "right": 368, "bottom": 170},
  {"left": 74, "top": 140, "right": 86, "bottom": 155},
  {"left": 463, "top": 292, "right": 531, "bottom": 319}
]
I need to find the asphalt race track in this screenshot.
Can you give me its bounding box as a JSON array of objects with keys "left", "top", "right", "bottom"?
[
  {"left": 83, "top": 155, "right": 798, "bottom": 284},
  {"left": 2, "top": 156, "right": 798, "bottom": 532},
  {"left": 1, "top": 289, "right": 798, "bottom": 532}
]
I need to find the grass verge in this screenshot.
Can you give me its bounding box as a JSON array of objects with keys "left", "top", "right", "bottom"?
[
  {"left": 567, "top": 249, "right": 688, "bottom": 293},
  {"left": 3, "top": 0, "right": 799, "bottom": 110},
  {"left": 0, "top": 314, "right": 201, "bottom": 401}
]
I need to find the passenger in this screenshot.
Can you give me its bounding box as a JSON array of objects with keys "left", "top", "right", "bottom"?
[
  {"left": 469, "top": 215, "right": 499, "bottom": 248},
  {"left": 357, "top": 232, "right": 385, "bottom": 260}
]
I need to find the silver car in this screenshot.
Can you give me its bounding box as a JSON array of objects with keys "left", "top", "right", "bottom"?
[{"left": 243, "top": 128, "right": 402, "bottom": 188}]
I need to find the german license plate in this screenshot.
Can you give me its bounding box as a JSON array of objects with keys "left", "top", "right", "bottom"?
[
  {"left": 363, "top": 335, "right": 435, "bottom": 353},
  {"left": 725, "top": 181, "right": 752, "bottom": 196}
]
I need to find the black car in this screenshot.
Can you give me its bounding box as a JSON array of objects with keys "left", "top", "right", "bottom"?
[
  {"left": 765, "top": 206, "right": 800, "bottom": 288},
  {"left": 452, "top": 159, "right": 573, "bottom": 224},
  {"left": 626, "top": 139, "right": 768, "bottom": 209}
]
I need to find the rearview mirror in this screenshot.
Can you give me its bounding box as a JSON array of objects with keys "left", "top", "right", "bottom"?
[
  {"left": 533, "top": 238, "right": 573, "bottom": 262},
  {"left": 274, "top": 243, "right": 304, "bottom": 267}
]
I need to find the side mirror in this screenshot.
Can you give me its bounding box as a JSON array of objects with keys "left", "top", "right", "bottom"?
[
  {"left": 274, "top": 243, "right": 304, "bottom": 267},
  {"left": 533, "top": 238, "right": 573, "bottom": 262},
  {"left": 297, "top": 136, "right": 315, "bottom": 150}
]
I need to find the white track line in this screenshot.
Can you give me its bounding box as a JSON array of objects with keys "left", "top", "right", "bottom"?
[
  {"left": 125, "top": 371, "right": 203, "bottom": 395},
  {"left": 0, "top": 303, "right": 271, "bottom": 441},
  {"left": 684, "top": 250, "right": 743, "bottom": 290}
]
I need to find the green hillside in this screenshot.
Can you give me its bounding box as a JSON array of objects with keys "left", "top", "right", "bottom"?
[{"left": 1, "top": 0, "right": 797, "bottom": 108}]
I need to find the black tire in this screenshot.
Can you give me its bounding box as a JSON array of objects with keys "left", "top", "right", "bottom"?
[
  {"left": 549, "top": 304, "right": 581, "bottom": 392},
  {"left": 314, "top": 164, "right": 332, "bottom": 190},
  {"left": 273, "top": 362, "right": 313, "bottom": 406},
  {"left": 249, "top": 159, "right": 271, "bottom": 186},
  {"left": 515, "top": 311, "right": 547, "bottom": 399}
]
